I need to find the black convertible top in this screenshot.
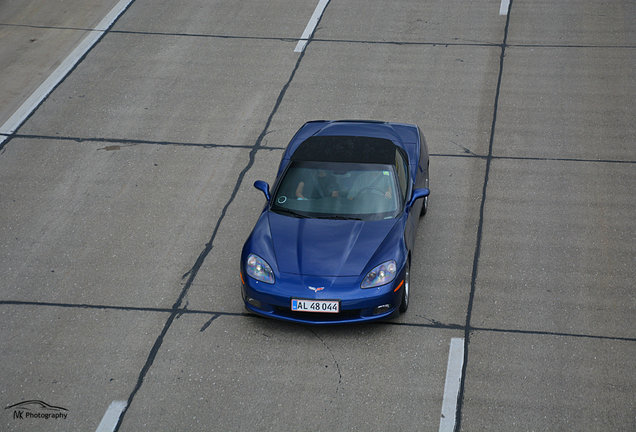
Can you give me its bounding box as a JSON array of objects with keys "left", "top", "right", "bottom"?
[{"left": 291, "top": 136, "right": 397, "bottom": 164}]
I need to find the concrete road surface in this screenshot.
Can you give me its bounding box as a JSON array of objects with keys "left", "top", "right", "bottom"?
[{"left": 1, "top": 0, "right": 634, "bottom": 431}]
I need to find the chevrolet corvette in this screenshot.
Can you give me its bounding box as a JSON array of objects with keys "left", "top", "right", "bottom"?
[{"left": 240, "top": 120, "right": 429, "bottom": 324}]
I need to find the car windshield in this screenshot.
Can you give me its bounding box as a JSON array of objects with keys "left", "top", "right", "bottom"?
[{"left": 271, "top": 161, "right": 401, "bottom": 220}]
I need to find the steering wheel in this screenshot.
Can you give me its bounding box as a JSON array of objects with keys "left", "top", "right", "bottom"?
[{"left": 357, "top": 186, "right": 389, "bottom": 199}]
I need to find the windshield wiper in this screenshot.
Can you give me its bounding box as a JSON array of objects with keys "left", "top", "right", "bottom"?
[
  {"left": 273, "top": 207, "right": 309, "bottom": 218},
  {"left": 314, "top": 215, "right": 362, "bottom": 221}
]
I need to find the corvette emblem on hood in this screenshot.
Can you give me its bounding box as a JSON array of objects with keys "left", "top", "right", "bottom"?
[{"left": 308, "top": 286, "right": 325, "bottom": 292}]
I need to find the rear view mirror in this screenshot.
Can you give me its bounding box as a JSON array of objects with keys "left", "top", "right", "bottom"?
[
  {"left": 406, "top": 187, "right": 430, "bottom": 210},
  {"left": 254, "top": 180, "right": 271, "bottom": 201}
]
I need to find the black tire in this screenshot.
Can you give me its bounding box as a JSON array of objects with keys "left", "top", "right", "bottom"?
[
  {"left": 420, "top": 176, "right": 429, "bottom": 216},
  {"left": 399, "top": 260, "right": 410, "bottom": 313},
  {"left": 420, "top": 195, "right": 428, "bottom": 216}
]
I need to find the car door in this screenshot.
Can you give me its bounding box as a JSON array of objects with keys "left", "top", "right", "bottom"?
[{"left": 395, "top": 149, "right": 420, "bottom": 253}]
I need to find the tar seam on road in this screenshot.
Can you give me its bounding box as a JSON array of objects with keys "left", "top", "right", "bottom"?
[
  {"left": 3, "top": 299, "right": 634, "bottom": 343},
  {"left": 3, "top": 21, "right": 635, "bottom": 49},
  {"left": 112, "top": 4, "right": 331, "bottom": 430},
  {"left": 199, "top": 314, "right": 221, "bottom": 332},
  {"left": 7, "top": 133, "right": 636, "bottom": 165},
  {"left": 310, "top": 328, "right": 343, "bottom": 388},
  {"left": 454, "top": 1, "right": 514, "bottom": 430},
  {"left": 9, "top": 133, "right": 286, "bottom": 151}
]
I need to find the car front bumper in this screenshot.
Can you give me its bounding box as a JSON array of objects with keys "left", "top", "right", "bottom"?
[{"left": 240, "top": 268, "right": 406, "bottom": 325}]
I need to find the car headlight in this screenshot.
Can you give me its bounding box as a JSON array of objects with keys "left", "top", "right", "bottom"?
[
  {"left": 361, "top": 260, "right": 397, "bottom": 288},
  {"left": 246, "top": 253, "right": 275, "bottom": 284}
]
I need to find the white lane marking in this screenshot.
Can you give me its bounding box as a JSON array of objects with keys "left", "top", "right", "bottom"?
[
  {"left": 0, "top": 0, "right": 134, "bottom": 138},
  {"left": 439, "top": 338, "right": 465, "bottom": 432},
  {"left": 95, "top": 400, "right": 127, "bottom": 432},
  {"left": 294, "top": 0, "right": 330, "bottom": 53},
  {"left": 499, "top": 0, "right": 510, "bottom": 15},
  {"left": 94, "top": 0, "right": 134, "bottom": 31}
]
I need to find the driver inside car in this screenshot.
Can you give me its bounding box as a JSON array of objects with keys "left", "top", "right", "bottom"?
[{"left": 347, "top": 169, "right": 393, "bottom": 200}]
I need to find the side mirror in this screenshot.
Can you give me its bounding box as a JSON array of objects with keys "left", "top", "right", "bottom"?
[
  {"left": 254, "top": 180, "right": 271, "bottom": 201},
  {"left": 406, "top": 187, "right": 430, "bottom": 210}
]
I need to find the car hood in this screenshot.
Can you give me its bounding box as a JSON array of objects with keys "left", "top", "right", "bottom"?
[{"left": 268, "top": 212, "right": 399, "bottom": 277}]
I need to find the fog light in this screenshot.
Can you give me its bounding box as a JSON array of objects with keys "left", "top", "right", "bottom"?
[
  {"left": 247, "top": 297, "right": 262, "bottom": 309},
  {"left": 373, "top": 304, "right": 391, "bottom": 315}
]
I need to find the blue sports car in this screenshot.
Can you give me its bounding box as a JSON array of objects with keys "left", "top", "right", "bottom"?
[{"left": 241, "top": 120, "right": 430, "bottom": 324}]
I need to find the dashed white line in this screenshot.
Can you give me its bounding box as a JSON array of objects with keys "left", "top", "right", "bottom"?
[
  {"left": 95, "top": 400, "right": 127, "bottom": 432},
  {"left": 499, "top": 0, "right": 510, "bottom": 15},
  {"left": 294, "top": 0, "right": 330, "bottom": 53},
  {"left": 439, "top": 338, "right": 465, "bottom": 432},
  {"left": 0, "top": 0, "right": 134, "bottom": 144}
]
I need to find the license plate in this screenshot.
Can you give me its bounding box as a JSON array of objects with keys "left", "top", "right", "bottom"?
[{"left": 291, "top": 299, "right": 339, "bottom": 313}]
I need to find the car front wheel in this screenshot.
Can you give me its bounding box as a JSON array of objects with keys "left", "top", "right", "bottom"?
[{"left": 399, "top": 260, "right": 410, "bottom": 313}]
